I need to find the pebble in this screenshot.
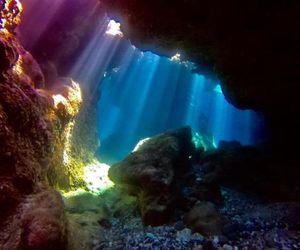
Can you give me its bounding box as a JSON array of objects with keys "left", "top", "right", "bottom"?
[
  {"left": 191, "top": 233, "right": 204, "bottom": 243},
  {"left": 176, "top": 228, "right": 192, "bottom": 243},
  {"left": 223, "top": 244, "right": 233, "bottom": 250},
  {"left": 193, "top": 245, "right": 203, "bottom": 250},
  {"left": 146, "top": 232, "right": 156, "bottom": 241}
]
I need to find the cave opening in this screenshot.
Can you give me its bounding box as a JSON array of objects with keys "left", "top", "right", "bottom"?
[
  {"left": 95, "top": 24, "right": 266, "bottom": 164},
  {"left": 28, "top": 12, "right": 267, "bottom": 165},
  {"left": 2, "top": 0, "right": 300, "bottom": 249},
  {"left": 18, "top": 0, "right": 268, "bottom": 166}
]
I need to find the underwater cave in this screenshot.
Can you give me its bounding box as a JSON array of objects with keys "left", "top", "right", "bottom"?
[{"left": 0, "top": 0, "right": 300, "bottom": 249}]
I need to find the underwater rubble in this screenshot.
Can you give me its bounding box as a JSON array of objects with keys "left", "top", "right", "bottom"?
[{"left": 90, "top": 127, "right": 300, "bottom": 250}]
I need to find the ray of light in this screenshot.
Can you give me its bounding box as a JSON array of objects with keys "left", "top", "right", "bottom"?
[
  {"left": 19, "top": 3, "right": 265, "bottom": 164},
  {"left": 106, "top": 20, "right": 123, "bottom": 37},
  {"left": 96, "top": 40, "right": 266, "bottom": 163},
  {"left": 19, "top": 0, "right": 65, "bottom": 48}
]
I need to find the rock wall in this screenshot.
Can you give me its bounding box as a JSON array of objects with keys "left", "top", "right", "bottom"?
[
  {"left": 0, "top": 27, "right": 68, "bottom": 250},
  {"left": 17, "top": 0, "right": 102, "bottom": 189},
  {"left": 0, "top": 2, "right": 99, "bottom": 249}
]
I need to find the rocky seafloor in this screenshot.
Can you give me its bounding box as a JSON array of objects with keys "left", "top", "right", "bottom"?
[
  {"left": 72, "top": 127, "right": 299, "bottom": 250},
  {"left": 90, "top": 187, "right": 300, "bottom": 250}
]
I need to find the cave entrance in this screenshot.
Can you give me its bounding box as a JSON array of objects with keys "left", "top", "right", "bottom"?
[
  {"left": 90, "top": 21, "right": 265, "bottom": 165},
  {"left": 71, "top": 18, "right": 262, "bottom": 164}
]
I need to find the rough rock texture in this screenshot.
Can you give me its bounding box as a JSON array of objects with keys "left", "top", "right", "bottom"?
[
  {"left": 109, "top": 127, "right": 194, "bottom": 225},
  {"left": 0, "top": 190, "right": 67, "bottom": 250},
  {"left": 184, "top": 201, "right": 223, "bottom": 236},
  {"left": 101, "top": 0, "right": 300, "bottom": 156},
  {"left": 64, "top": 191, "right": 110, "bottom": 250},
  {"left": 0, "top": 28, "right": 69, "bottom": 250},
  {"left": 21, "top": 190, "right": 67, "bottom": 250},
  {"left": 18, "top": 0, "right": 102, "bottom": 180},
  {"left": 0, "top": 27, "right": 52, "bottom": 217},
  {"left": 0, "top": 3, "right": 98, "bottom": 249},
  {"left": 192, "top": 182, "right": 223, "bottom": 206},
  {"left": 0, "top": 0, "right": 23, "bottom": 32},
  {"left": 197, "top": 141, "right": 300, "bottom": 201},
  {"left": 69, "top": 85, "right": 100, "bottom": 176},
  {"left": 45, "top": 78, "right": 88, "bottom": 190},
  {"left": 2, "top": 0, "right": 102, "bottom": 192}
]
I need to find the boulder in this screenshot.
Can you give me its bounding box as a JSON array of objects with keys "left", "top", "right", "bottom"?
[
  {"left": 0, "top": 190, "right": 67, "bottom": 250},
  {"left": 21, "top": 190, "right": 67, "bottom": 250},
  {"left": 184, "top": 201, "right": 223, "bottom": 236},
  {"left": 109, "top": 126, "right": 194, "bottom": 225},
  {"left": 196, "top": 142, "right": 300, "bottom": 201}
]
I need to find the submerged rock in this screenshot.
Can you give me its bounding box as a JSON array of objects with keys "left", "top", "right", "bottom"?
[
  {"left": 184, "top": 201, "right": 223, "bottom": 236},
  {"left": 196, "top": 141, "right": 300, "bottom": 201},
  {"left": 192, "top": 183, "right": 223, "bottom": 205},
  {"left": 21, "top": 190, "right": 67, "bottom": 250},
  {"left": 109, "top": 126, "right": 194, "bottom": 225}
]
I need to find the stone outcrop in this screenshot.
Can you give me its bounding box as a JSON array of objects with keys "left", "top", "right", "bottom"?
[
  {"left": 20, "top": 190, "right": 67, "bottom": 250},
  {"left": 18, "top": 0, "right": 102, "bottom": 184},
  {"left": 0, "top": 2, "right": 99, "bottom": 249},
  {"left": 0, "top": 27, "right": 68, "bottom": 250},
  {"left": 0, "top": 190, "right": 67, "bottom": 250},
  {"left": 196, "top": 141, "right": 300, "bottom": 201},
  {"left": 184, "top": 201, "right": 223, "bottom": 236},
  {"left": 109, "top": 127, "right": 194, "bottom": 225}
]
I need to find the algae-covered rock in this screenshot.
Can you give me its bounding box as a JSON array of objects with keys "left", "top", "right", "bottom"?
[
  {"left": 0, "top": 4, "right": 97, "bottom": 248},
  {"left": 63, "top": 188, "right": 138, "bottom": 250},
  {"left": 63, "top": 190, "right": 109, "bottom": 250}
]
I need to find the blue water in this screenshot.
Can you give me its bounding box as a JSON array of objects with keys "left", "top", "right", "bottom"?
[
  {"left": 96, "top": 49, "right": 265, "bottom": 164},
  {"left": 68, "top": 19, "right": 266, "bottom": 164}
]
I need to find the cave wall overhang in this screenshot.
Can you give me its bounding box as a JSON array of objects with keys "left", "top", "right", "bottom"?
[
  {"left": 100, "top": 0, "right": 300, "bottom": 112},
  {"left": 100, "top": 0, "right": 300, "bottom": 151}
]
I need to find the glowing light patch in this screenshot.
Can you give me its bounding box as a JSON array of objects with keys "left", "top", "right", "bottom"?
[
  {"left": 1, "top": 0, "right": 23, "bottom": 31},
  {"left": 61, "top": 188, "right": 87, "bottom": 198},
  {"left": 112, "top": 67, "right": 120, "bottom": 73},
  {"left": 52, "top": 94, "right": 67, "bottom": 108},
  {"left": 192, "top": 131, "right": 216, "bottom": 151},
  {"left": 70, "top": 80, "right": 82, "bottom": 104},
  {"left": 105, "top": 20, "right": 123, "bottom": 37},
  {"left": 84, "top": 161, "right": 114, "bottom": 193},
  {"left": 52, "top": 80, "right": 82, "bottom": 113},
  {"left": 214, "top": 84, "right": 223, "bottom": 94},
  {"left": 132, "top": 137, "right": 150, "bottom": 152},
  {"left": 51, "top": 80, "right": 82, "bottom": 168},
  {"left": 11, "top": 55, "right": 23, "bottom": 77},
  {"left": 170, "top": 53, "right": 181, "bottom": 62}
]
